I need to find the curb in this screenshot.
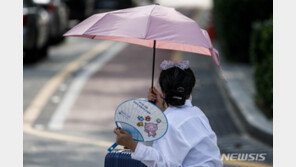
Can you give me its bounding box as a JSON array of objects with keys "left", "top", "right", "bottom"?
[
  {"left": 194, "top": 7, "right": 273, "bottom": 146},
  {"left": 219, "top": 63, "right": 273, "bottom": 146}
]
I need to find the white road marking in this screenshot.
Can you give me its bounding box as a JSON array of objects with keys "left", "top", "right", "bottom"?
[
  {"left": 23, "top": 41, "right": 114, "bottom": 126},
  {"left": 48, "top": 42, "right": 128, "bottom": 130},
  {"left": 24, "top": 125, "right": 114, "bottom": 148}
]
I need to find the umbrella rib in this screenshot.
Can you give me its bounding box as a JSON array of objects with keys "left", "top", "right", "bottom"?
[
  {"left": 144, "top": 5, "right": 157, "bottom": 41},
  {"left": 82, "top": 13, "right": 111, "bottom": 36}
]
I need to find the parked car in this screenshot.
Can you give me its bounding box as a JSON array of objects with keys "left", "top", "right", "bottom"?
[
  {"left": 95, "top": 0, "right": 134, "bottom": 10},
  {"left": 23, "top": 0, "right": 50, "bottom": 61},
  {"left": 33, "top": 0, "right": 69, "bottom": 43},
  {"left": 64, "top": 0, "right": 95, "bottom": 20}
]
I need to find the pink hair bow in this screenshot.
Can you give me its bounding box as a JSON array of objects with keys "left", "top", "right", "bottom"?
[{"left": 160, "top": 60, "right": 190, "bottom": 70}]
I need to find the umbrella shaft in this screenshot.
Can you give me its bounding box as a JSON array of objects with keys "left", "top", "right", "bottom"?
[{"left": 151, "top": 40, "right": 156, "bottom": 88}]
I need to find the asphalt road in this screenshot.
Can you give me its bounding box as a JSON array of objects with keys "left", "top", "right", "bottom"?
[{"left": 23, "top": 6, "right": 273, "bottom": 167}]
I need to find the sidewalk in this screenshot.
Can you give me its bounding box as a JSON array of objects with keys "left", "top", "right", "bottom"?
[
  {"left": 221, "top": 61, "right": 273, "bottom": 145},
  {"left": 195, "top": 4, "right": 273, "bottom": 146}
]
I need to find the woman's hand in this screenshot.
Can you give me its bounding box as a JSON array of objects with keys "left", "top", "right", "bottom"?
[
  {"left": 114, "top": 128, "right": 137, "bottom": 152},
  {"left": 148, "top": 87, "right": 167, "bottom": 111}
]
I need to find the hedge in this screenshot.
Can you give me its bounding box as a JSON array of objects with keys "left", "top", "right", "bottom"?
[
  {"left": 250, "top": 18, "right": 273, "bottom": 118},
  {"left": 213, "top": 0, "right": 273, "bottom": 62}
]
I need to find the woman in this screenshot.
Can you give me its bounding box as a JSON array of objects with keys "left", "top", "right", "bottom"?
[{"left": 114, "top": 60, "right": 223, "bottom": 167}]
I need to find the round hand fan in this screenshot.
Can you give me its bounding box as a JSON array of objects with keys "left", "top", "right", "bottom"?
[{"left": 108, "top": 98, "right": 168, "bottom": 152}]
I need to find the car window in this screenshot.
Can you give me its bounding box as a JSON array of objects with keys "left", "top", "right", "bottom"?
[{"left": 24, "top": 0, "right": 34, "bottom": 7}]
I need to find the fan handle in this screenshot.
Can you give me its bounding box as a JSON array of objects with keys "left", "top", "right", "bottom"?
[{"left": 107, "top": 143, "right": 118, "bottom": 152}]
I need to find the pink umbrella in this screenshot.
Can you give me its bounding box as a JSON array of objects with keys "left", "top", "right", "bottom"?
[{"left": 64, "top": 4, "right": 220, "bottom": 87}]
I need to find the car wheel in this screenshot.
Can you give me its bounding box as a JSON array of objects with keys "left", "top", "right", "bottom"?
[
  {"left": 57, "top": 36, "right": 65, "bottom": 43},
  {"left": 39, "top": 44, "right": 49, "bottom": 58},
  {"left": 50, "top": 35, "right": 65, "bottom": 45},
  {"left": 23, "top": 48, "right": 39, "bottom": 63}
]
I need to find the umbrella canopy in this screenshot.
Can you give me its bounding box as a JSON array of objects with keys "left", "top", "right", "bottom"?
[{"left": 64, "top": 4, "right": 220, "bottom": 86}]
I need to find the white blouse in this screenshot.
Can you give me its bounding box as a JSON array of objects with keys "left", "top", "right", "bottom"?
[{"left": 131, "top": 99, "right": 223, "bottom": 167}]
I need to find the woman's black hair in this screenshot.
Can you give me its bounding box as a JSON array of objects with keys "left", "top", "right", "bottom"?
[{"left": 159, "top": 67, "right": 196, "bottom": 107}]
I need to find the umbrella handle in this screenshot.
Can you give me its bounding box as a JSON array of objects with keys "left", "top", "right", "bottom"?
[
  {"left": 149, "top": 40, "right": 156, "bottom": 104},
  {"left": 151, "top": 40, "right": 156, "bottom": 89}
]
